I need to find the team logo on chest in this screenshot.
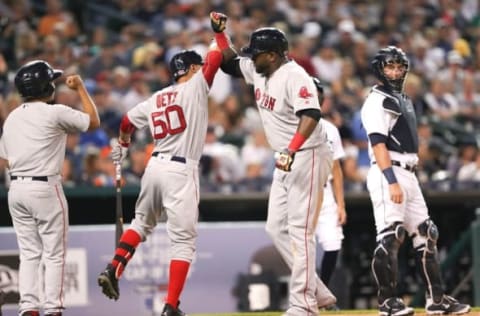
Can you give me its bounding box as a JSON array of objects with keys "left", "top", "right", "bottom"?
[{"left": 255, "top": 88, "right": 276, "bottom": 111}]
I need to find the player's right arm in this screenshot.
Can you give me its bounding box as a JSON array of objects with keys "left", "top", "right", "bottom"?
[{"left": 210, "top": 12, "right": 244, "bottom": 78}]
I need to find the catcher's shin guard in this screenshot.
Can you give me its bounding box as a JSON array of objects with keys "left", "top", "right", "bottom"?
[
  {"left": 414, "top": 219, "right": 444, "bottom": 303},
  {"left": 371, "top": 222, "right": 406, "bottom": 303}
]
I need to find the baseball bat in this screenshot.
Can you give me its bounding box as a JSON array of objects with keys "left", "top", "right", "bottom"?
[{"left": 115, "top": 162, "right": 124, "bottom": 248}]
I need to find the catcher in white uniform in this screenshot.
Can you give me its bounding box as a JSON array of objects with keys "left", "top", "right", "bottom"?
[
  {"left": 211, "top": 13, "right": 334, "bottom": 316},
  {"left": 361, "top": 46, "right": 470, "bottom": 316},
  {"left": 97, "top": 46, "right": 223, "bottom": 316},
  {"left": 0, "top": 60, "right": 100, "bottom": 316},
  {"left": 311, "top": 78, "right": 346, "bottom": 295}
]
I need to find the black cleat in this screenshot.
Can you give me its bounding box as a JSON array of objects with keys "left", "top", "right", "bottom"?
[
  {"left": 426, "top": 295, "right": 471, "bottom": 315},
  {"left": 378, "top": 297, "right": 414, "bottom": 316},
  {"left": 98, "top": 264, "right": 119, "bottom": 300},
  {"left": 161, "top": 302, "right": 187, "bottom": 316}
]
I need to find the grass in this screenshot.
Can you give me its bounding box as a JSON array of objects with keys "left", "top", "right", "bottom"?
[{"left": 191, "top": 307, "right": 480, "bottom": 316}]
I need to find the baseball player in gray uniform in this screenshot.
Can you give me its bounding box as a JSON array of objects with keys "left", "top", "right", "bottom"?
[
  {"left": 312, "top": 78, "right": 346, "bottom": 299},
  {"left": 0, "top": 60, "right": 100, "bottom": 316},
  {"left": 361, "top": 46, "right": 470, "bottom": 316},
  {"left": 211, "top": 12, "right": 334, "bottom": 316},
  {"left": 97, "top": 45, "right": 223, "bottom": 316}
]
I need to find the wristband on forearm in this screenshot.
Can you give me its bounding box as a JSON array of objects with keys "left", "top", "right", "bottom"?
[
  {"left": 287, "top": 132, "right": 306, "bottom": 152},
  {"left": 214, "top": 32, "right": 230, "bottom": 50},
  {"left": 382, "top": 167, "right": 398, "bottom": 184}
]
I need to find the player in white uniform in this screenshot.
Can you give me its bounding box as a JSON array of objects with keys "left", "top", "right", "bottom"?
[
  {"left": 97, "top": 46, "right": 223, "bottom": 316},
  {"left": 361, "top": 46, "right": 470, "bottom": 316},
  {"left": 211, "top": 13, "right": 334, "bottom": 316},
  {"left": 0, "top": 60, "right": 100, "bottom": 316},
  {"left": 311, "top": 78, "right": 346, "bottom": 301}
]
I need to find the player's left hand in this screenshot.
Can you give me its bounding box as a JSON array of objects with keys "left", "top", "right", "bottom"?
[
  {"left": 65, "top": 75, "right": 83, "bottom": 90},
  {"left": 210, "top": 12, "right": 227, "bottom": 33},
  {"left": 275, "top": 150, "right": 295, "bottom": 172}
]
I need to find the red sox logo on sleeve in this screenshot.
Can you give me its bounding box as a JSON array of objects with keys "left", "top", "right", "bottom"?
[
  {"left": 298, "top": 86, "right": 314, "bottom": 105},
  {"left": 298, "top": 86, "right": 313, "bottom": 101}
]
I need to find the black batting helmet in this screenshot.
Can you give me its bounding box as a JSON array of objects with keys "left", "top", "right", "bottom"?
[
  {"left": 371, "top": 46, "right": 409, "bottom": 93},
  {"left": 169, "top": 50, "right": 203, "bottom": 81},
  {"left": 241, "top": 27, "right": 288, "bottom": 58},
  {"left": 14, "top": 60, "right": 63, "bottom": 100}
]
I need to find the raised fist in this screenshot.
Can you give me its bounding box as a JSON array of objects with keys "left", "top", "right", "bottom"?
[
  {"left": 210, "top": 12, "right": 227, "bottom": 33},
  {"left": 275, "top": 150, "right": 295, "bottom": 172},
  {"left": 65, "top": 75, "right": 83, "bottom": 90}
]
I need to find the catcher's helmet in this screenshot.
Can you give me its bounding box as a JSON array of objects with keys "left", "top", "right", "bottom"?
[
  {"left": 14, "top": 60, "right": 63, "bottom": 100},
  {"left": 371, "top": 46, "right": 409, "bottom": 93},
  {"left": 169, "top": 50, "right": 203, "bottom": 81},
  {"left": 241, "top": 27, "right": 288, "bottom": 58}
]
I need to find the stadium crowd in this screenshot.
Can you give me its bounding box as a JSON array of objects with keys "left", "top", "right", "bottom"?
[{"left": 1, "top": 0, "right": 480, "bottom": 192}]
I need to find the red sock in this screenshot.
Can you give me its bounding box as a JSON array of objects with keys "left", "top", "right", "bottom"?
[
  {"left": 111, "top": 229, "right": 142, "bottom": 278},
  {"left": 166, "top": 260, "right": 190, "bottom": 307}
]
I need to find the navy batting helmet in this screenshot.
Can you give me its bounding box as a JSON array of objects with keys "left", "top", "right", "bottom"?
[
  {"left": 241, "top": 27, "right": 288, "bottom": 58},
  {"left": 169, "top": 50, "right": 203, "bottom": 81},
  {"left": 14, "top": 60, "right": 63, "bottom": 100},
  {"left": 371, "top": 46, "right": 409, "bottom": 93}
]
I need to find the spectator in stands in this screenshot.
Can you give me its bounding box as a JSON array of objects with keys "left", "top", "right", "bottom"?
[
  {"left": 457, "top": 150, "right": 480, "bottom": 183},
  {"left": 312, "top": 43, "right": 342, "bottom": 85},
  {"left": 424, "top": 78, "right": 459, "bottom": 121},
  {"left": 37, "top": 0, "right": 78, "bottom": 39},
  {"left": 240, "top": 128, "right": 274, "bottom": 191}
]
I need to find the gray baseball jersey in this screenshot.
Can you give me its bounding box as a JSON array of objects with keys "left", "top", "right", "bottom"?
[
  {"left": 239, "top": 58, "right": 334, "bottom": 315},
  {"left": 127, "top": 69, "right": 210, "bottom": 261},
  {"left": 315, "top": 119, "right": 345, "bottom": 251},
  {"left": 127, "top": 71, "right": 209, "bottom": 161},
  {"left": 0, "top": 101, "right": 89, "bottom": 314}
]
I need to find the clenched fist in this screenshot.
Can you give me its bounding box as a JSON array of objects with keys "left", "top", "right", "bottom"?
[
  {"left": 210, "top": 12, "right": 227, "bottom": 33},
  {"left": 65, "top": 75, "right": 84, "bottom": 90},
  {"left": 275, "top": 150, "right": 295, "bottom": 172}
]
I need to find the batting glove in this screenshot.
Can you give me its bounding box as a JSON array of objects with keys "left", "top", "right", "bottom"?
[
  {"left": 111, "top": 140, "right": 129, "bottom": 164},
  {"left": 210, "top": 12, "right": 227, "bottom": 33},
  {"left": 275, "top": 150, "right": 295, "bottom": 172}
]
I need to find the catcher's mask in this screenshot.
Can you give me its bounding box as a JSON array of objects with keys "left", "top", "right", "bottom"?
[
  {"left": 371, "top": 46, "right": 409, "bottom": 93},
  {"left": 170, "top": 50, "right": 204, "bottom": 81},
  {"left": 241, "top": 27, "right": 288, "bottom": 59},
  {"left": 14, "top": 60, "right": 63, "bottom": 100}
]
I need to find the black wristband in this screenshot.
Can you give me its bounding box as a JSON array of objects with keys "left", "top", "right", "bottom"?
[{"left": 382, "top": 167, "right": 398, "bottom": 184}]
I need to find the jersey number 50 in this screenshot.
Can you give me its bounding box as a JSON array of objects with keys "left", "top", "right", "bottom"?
[{"left": 151, "top": 105, "right": 187, "bottom": 139}]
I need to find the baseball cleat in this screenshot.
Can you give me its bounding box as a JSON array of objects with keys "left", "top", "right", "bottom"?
[
  {"left": 161, "top": 302, "right": 187, "bottom": 316},
  {"left": 378, "top": 297, "right": 414, "bottom": 316},
  {"left": 426, "top": 295, "right": 471, "bottom": 315},
  {"left": 98, "top": 264, "right": 119, "bottom": 300}
]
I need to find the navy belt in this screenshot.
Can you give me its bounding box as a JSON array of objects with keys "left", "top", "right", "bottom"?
[
  {"left": 152, "top": 152, "right": 186, "bottom": 164},
  {"left": 11, "top": 175, "right": 48, "bottom": 182},
  {"left": 373, "top": 160, "right": 417, "bottom": 173}
]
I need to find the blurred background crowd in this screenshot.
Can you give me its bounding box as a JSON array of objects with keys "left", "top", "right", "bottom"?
[{"left": 1, "top": 0, "right": 480, "bottom": 193}]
